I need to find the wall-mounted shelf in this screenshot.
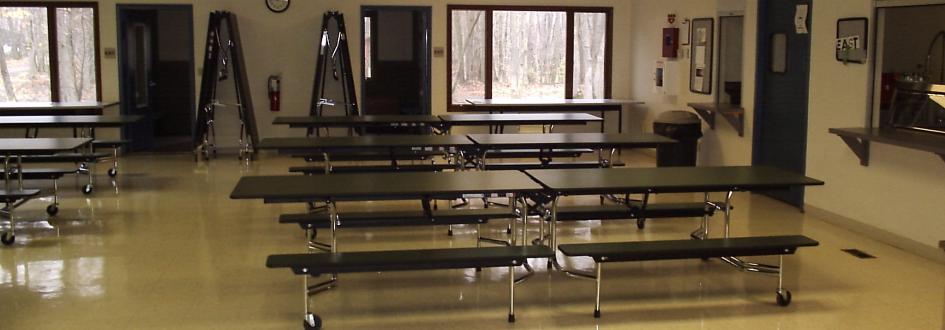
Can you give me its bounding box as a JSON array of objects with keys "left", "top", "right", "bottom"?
[
  {"left": 687, "top": 102, "right": 745, "bottom": 136},
  {"left": 828, "top": 127, "right": 945, "bottom": 166}
]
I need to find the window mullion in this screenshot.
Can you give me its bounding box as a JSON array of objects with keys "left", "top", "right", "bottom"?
[
  {"left": 565, "top": 11, "right": 574, "bottom": 99},
  {"left": 47, "top": 6, "right": 60, "bottom": 102},
  {"left": 484, "top": 9, "right": 493, "bottom": 100}
]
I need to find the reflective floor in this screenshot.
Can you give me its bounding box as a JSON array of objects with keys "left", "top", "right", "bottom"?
[{"left": 1, "top": 152, "right": 943, "bottom": 329}]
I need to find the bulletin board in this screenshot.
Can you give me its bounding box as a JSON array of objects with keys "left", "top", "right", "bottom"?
[{"left": 690, "top": 18, "right": 714, "bottom": 94}]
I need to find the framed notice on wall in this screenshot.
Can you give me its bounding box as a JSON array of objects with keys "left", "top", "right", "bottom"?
[
  {"left": 836, "top": 17, "right": 868, "bottom": 63},
  {"left": 690, "top": 18, "right": 713, "bottom": 94}
]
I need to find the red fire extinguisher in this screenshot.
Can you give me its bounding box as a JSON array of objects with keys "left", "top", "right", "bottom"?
[{"left": 268, "top": 75, "right": 281, "bottom": 111}]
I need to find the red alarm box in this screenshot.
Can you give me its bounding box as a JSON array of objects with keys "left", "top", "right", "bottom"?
[{"left": 663, "top": 28, "right": 679, "bottom": 58}]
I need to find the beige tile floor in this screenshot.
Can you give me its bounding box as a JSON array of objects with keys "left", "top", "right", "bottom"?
[{"left": 1, "top": 152, "right": 943, "bottom": 329}]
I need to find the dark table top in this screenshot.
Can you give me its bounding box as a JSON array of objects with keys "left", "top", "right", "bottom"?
[
  {"left": 465, "top": 98, "right": 643, "bottom": 107},
  {"left": 467, "top": 133, "right": 676, "bottom": 149},
  {"left": 524, "top": 166, "right": 824, "bottom": 195},
  {"left": 258, "top": 135, "right": 475, "bottom": 151},
  {"left": 0, "top": 115, "right": 142, "bottom": 128},
  {"left": 273, "top": 115, "right": 443, "bottom": 128},
  {"left": 0, "top": 101, "right": 118, "bottom": 116},
  {"left": 0, "top": 138, "right": 93, "bottom": 154},
  {"left": 231, "top": 171, "right": 545, "bottom": 201},
  {"left": 439, "top": 113, "right": 602, "bottom": 126}
]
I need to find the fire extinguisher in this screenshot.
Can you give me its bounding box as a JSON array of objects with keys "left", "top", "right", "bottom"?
[{"left": 268, "top": 75, "right": 281, "bottom": 111}]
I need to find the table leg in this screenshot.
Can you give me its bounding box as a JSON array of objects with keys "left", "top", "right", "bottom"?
[
  {"left": 600, "top": 110, "right": 605, "bottom": 133},
  {"left": 618, "top": 108, "right": 623, "bottom": 134}
]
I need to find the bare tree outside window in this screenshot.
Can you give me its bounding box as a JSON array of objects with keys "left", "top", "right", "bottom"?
[
  {"left": 450, "top": 10, "right": 485, "bottom": 104},
  {"left": 0, "top": 7, "right": 51, "bottom": 102},
  {"left": 574, "top": 12, "right": 606, "bottom": 99},
  {"left": 57, "top": 8, "right": 96, "bottom": 102},
  {"left": 492, "top": 11, "right": 566, "bottom": 100}
]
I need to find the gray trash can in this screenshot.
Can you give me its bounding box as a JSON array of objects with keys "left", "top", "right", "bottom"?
[{"left": 653, "top": 111, "right": 702, "bottom": 167}]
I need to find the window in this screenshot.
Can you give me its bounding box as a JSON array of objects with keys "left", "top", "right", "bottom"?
[
  {"left": 448, "top": 5, "right": 612, "bottom": 109},
  {"left": 0, "top": 3, "right": 100, "bottom": 102}
]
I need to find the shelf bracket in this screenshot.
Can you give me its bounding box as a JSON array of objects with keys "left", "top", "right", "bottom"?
[
  {"left": 691, "top": 107, "right": 716, "bottom": 129},
  {"left": 838, "top": 136, "right": 870, "bottom": 166},
  {"left": 719, "top": 112, "right": 744, "bottom": 137}
]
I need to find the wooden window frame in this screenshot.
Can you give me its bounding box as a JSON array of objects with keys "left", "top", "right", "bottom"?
[
  {"left": 446, "top": 5, "right": 612, "bottom": 111},
  {"left": 0, "top": 1, "right": 102, "bottom": 102}
]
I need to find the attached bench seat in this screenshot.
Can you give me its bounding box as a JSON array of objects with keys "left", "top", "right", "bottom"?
[
  {"left": 280, "top": 208, "right": 515, "bottom": 229},
  {"left": 482, "top": 161, "right": 624, "bottom": 171},
  {"left": 558, "top": 235, "right": 819, "bottom": 317},
  {"left": 297, "top": 150, "right": 443, "bottom": 162},
  {"left": 485, "top": 148, "right": 593, "bottom": 159},
  {"left": 0, "top": 168, "right": 75, "bottom": 180},
  {"left": 2, "top": 152, "right": 111, "bottom": 163},
  {"left": 268, "top": 246, "right": 553, "bottom": 275},
  {"left": 0, "top": 189, "right": 41, "bottom": 203},
  {"left": 91, "top": 139, "right": 132, "bottom": 149},
  {"left": 289, "top": 163, "right": 456, "bottom": 174},
  {"left": 554, "top": 202, "right": 717, "bottom": 221},
  {"left": 267, "top": 246, "right": 555, "bottom": 327}
]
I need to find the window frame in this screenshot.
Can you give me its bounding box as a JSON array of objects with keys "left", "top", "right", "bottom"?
[
  {"left": 446, "top": 5, "right": 612, "bottom": 111},
  {"left": 0, "top": 1, "right": 102, "bottom": 102}
]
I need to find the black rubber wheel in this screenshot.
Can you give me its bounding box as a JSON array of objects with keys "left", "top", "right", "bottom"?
[
  {"left": 636, "top": 218, "right": 646, "bottom": 229},
  {"left": 546, "top": 260, "right": 553, "bottom": 269},
  {"left": 447, "top": 229, "right": 453, "bottom": 236},
  {"left": 107, "top": 168, "right": 118, "bottom": 177},
  {"left": 82, "top": 184, "right": 93, "bottom": 195},
  {"left": 776, "top": 290, "right": 792, "bottom": 307},
  {"left": 506, "top": 225, "right": 512, "bottom": 234},
  {"left": 46, "top": 204, "right": 59, "bottom": 216},
  {"left": 1, "top": 232, "right": 14, "bottom": 245},
  {"left": 594, "top": 309, "right": 601, "bottom": 318},
  {"left": 303, "top": 313, "right": 322, "bottom": 330},
  {"left": 508, "top": 314, "right": 515, "bottom": 323}
]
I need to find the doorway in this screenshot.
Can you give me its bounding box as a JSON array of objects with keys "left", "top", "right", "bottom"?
[
  {"left": 360, "top": 6, "right": 431, "bottom": 122},
  {"left": 753, "top": 0, "right": 812, "bottom": 209},
  {"left": 117, "top": 5, "right": 195, "bottom": 152}
]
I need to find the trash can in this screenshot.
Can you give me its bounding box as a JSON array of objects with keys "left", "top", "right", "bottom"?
[{"left": 653, "top": 111, "right": 702, "bottom": 167}]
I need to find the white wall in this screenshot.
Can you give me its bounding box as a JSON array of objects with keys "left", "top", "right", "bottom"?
[
  {"left": 629, "top": 0, "right": 756, "bottom": 165},
  {"left": 806, "top": 1, "right": 945, "bottom": 259}
]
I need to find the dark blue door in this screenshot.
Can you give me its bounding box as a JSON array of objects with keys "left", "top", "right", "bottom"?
[{"left": 753, "top": 0, "right": 812, "bottom": 209}]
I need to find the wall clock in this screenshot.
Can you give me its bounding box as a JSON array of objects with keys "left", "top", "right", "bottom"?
[{"left": 266, "top": 0, "right": 290, "bottom": 13}]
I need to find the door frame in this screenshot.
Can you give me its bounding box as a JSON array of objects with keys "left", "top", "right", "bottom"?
[
  {"left": 359, "top": 5, "right": 432, "bottom": 116},
  {"left": 116, "top": 4, "right": 195, "bottom": 148}
]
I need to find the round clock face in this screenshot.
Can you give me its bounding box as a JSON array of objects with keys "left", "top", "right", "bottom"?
[{"left": 266, "top": 0, "right": 290, "bottom": 13}]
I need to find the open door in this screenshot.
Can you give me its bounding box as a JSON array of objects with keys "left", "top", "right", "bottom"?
[
  {"left": 361, "top": 6, "right": 431, "bottom": 120},
  {"left": 118, "top": 5, "right": 195, "bottom": 152}
]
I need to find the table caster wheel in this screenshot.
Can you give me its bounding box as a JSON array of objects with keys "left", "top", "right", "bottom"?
[
  {"left": 636, "top": 218, "right": 646, "bottom": 229},
  {"left": 1, "top": 232, "right": 14, "bottom": 245},
  {"left": 46, "top": 204, "right": 59, "bottom": 216},
  {"left": 546, "top": 260, "right": 553, "bottom": 269},
  {"left": 594, "top": 309, "right": 601, "bottom": 318},
  {"left": 508, "top": 314, "right": 515, "bottom": 323},
  {"left": 108, "top": 168, "right": 118, "bottom": 177},
  {"left": 506, "top": 225, "right": 512, "bottom": 234},
  {"left": 303, "top": 313, "right": 322, "bottom": 330},
  {"left": 447, "top": 229, "right": 453, "bottom": 236},
  {"left": 776, "top": 290, "right": 792, "bottom": 307},
  {"left": 82, "top": 184, "right": 93, "bottom": 195}
]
